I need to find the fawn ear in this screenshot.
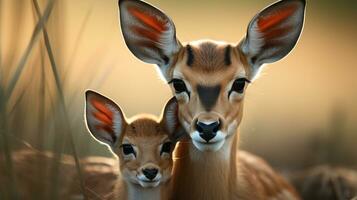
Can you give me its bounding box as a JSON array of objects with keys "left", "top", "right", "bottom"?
[
  {"left": 85, "top": 90, "right": 126, "bottom": 148},
  {"left": 161, "top": 97, "right": 184, "bottom": 141},
  {"left": 118, "top": 0, "right": 181, "bottom": 78},
  {"left": 239, "top": 0, "right": 306, "bottom": 78}
]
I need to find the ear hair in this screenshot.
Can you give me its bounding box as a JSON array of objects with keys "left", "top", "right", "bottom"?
[
  {"left": 119, "top": 0, "right": 181, "bottom": 80},
  {"left": 239, "top": 0, "right": 306, "bottom": 78},
  {"left": 85, "top": 90, "right": 126, "bottom": 148},
  {"left": 161, "top": 97, "right": 185, "bottom": 141}
]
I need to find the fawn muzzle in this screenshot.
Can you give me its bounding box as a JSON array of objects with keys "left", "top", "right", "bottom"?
[{"left": 142, "top": 168, "right": 159, "bottom": 181}]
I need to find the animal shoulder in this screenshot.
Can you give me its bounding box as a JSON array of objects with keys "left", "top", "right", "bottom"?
[{"left": 235, "top": 151, "right": 299, "bottom": 200}]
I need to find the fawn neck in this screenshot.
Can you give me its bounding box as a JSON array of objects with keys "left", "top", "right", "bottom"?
[
  {"left": 114, "top": 180, "right": 166, "bottom": 200},
  {"left": 126, "top": 182, "right": 162, "bottom": 200},
  {"left": 172, "top": 134, "right": 238, "bottom": 200}
]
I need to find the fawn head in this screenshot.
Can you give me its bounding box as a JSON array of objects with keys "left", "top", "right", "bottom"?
[
  {"left": 119, "top": 0, "right": 306, "bottom": 151},
  {"left": 85, "top": 91, "right": 182, "bottom": 187}
]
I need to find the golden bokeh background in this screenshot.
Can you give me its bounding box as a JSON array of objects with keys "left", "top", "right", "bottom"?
[{"left": 1, "top": 0, "right": 356, "bottom": 169}]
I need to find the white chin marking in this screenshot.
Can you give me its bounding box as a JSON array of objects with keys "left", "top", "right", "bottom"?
[
  {"left": 138, "top": 180, "right": 161, "bottom": 188},
  {"left": 137, "top": 173, "right": 162, "bottom": 188},
  {"left": 191, "top": 131, "right": 226, "bottom": 152},
  {"left": 192, "top": 138, "right": 225, "bottom": 152}
]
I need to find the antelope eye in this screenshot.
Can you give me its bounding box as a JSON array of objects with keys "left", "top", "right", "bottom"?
[
  {"left": 230, "top": 78, "right": 248, "bottom": 94},
  {"left": 122, "top": 144, "right": 136, "bottom": 156},
  {"left": 160, "top": 142, "right": 172, "bottom": 155},
  {"left": 171, "top": 79, "right": 188, "bottom": 94}
]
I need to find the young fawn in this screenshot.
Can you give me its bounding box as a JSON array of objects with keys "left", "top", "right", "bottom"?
[
  {"left": 119, "top": 0, "right": 305, "bottom": 199},
  {"left": 85, "top": 90, "right": 182, "bottom": 200}
]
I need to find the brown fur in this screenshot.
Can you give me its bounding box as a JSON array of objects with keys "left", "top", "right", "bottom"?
[
  {"left": 119, "top": 0, "right": 306, "bottom": 198},
  {"left": 290, "top": 166, "right": 357, "bottom": 200},
  {"left": 166, "top": 40, "right": 300, "bottom": 200},
  {"left": 100, "top": 116, "right": 175, "bottom": 200},
  {"left": 85, "top": 92, "right": 181, "bottom": 199},
  {"left": 186, "top": 42, "right": 229, "bottom": 71}
]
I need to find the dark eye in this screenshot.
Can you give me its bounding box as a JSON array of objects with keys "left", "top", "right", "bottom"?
[
  {"left": 122, "top": 144, "right": 136, "bottom": 156},
  {"left": 230, "top": 78, "right": 249, "bottom": 95},
  {"left": 160, "top": 142, "right": 172, "bottom": 155},
  {"left": 171, "top": 79, "right": 188, "bottom": 94}
]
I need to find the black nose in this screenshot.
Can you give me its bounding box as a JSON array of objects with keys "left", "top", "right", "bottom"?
[
  {"left": 142, "top": 168, "right": 158, "bottom": 180},
  {"left": 196, "top": 121, "right": 220, "bottom": 142}
]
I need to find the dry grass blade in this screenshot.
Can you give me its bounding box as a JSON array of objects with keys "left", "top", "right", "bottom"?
[
  {"left": 8, "top": 83, "right": 28, "bottom": 116},
  {"left": 37, "top": 41, "right": 46, "bottom": 150},
  {"left": 2, "top": 0, "right": 78, "bottom": 198},
  {"left": 0, "top": 2, "right": 6, "bottom": 193},
  {"left": 0, "top": 1, "right": 20, "bottom": 198},
  {"left": 1, "top": 86, "right": 18, "bottom": 199},
  {"left": 8, "top": 56, "right": 38, "bottom": 116},
  {"left": 0, "top": 0, "right": 3, "bottom": 84},
  {"left": 32, "top": 0, "right": 88, "bottom": 199},
  {"left": 49, "top": 114, "right": 66, "bottom": 200},
  {"left": 5, "top": 0, "right": 55, "bottom": 101}
]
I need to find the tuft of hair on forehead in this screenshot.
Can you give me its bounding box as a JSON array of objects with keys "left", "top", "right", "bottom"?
[
  {"left": 185, "top": 41, "right": 233, "bottom": 72},
  {"left": 127, "top": 116, "right": 166, "bottom": 137}
]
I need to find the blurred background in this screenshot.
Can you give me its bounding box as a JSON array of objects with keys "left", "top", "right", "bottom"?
[{"left": 0, "top": 0, "right": 357, "bottom": 197}]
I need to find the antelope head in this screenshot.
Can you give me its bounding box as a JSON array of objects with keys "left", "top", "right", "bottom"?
[
  {"left": 119, "top": 0, "right": 306, "bottom": 152},
  {"left": 85, "top": 91, "right": 182, "bottom": 187}
]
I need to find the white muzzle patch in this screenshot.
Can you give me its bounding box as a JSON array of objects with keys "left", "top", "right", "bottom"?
[{"left": 191, "top": 131, "right": 225, "bottom": 152}]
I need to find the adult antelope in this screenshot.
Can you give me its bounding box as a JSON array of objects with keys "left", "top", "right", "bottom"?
[{"left": 119, "top": 0, "right": 306, "bottom": 199}]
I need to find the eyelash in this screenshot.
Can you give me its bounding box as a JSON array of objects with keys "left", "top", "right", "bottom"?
[
  {"left": 168, "top": 78, "right": 250, "bottom": 99},
  {"left": 121, "top": 144, "right": 136, "bottom": 157},
  {"left": 229, "top": 78, "right": 250, "bottom": 97},
  {"left": 120, "top": 142, "right": 173, "bottom": 158},
  {"left": 169, "top": 79, "right": 190, "bottom": 97},
  {"left": 160, "top": 142, "right": 172, "bottom": 155}
]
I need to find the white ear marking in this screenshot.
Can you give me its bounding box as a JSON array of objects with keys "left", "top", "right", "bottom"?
[
  {"left": 85, "top": 90, "right": 125, "bottom": 147},
  {"left": 161, "top": 97, "right": 182, "bottom": 140},
  {"left": 239, "top": 0, "right": 306, "bottom": 79},
  {"left": 164, "top": 104, "right": 177, "bottom": 134},
  {"left": 119, "top": 0, "right": 181, "bottom": 80}
]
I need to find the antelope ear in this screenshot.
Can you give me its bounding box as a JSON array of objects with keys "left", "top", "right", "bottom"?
[
  {"left": 161, "top": 97, "right": 185, "bottom": 141},
  {"left": 119, "top": 0, "right": 181, "bottom": 77},
  {"left": 239, "top": 0, "right": 306, "bottom": 78},
  {"left": 85, "top": 90, "right": 126, "bottom": 148}
]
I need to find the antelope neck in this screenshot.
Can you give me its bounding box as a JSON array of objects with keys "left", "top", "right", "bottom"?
[{"left": 172, "top": 134, "right": 238, "bottom": 200}]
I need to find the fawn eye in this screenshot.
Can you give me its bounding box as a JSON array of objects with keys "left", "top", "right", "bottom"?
[
  {"left": 170, "top": 79, "right": 188, "bottom": 94},
  {"left": 160, "top": 142, "right": 172, "bottom": 155},
  {"left": 229, "top": 78, "right": 249, "bottom": 96},
  {"left": 122, "top": 144, "right": 136, "bottom": 156}
]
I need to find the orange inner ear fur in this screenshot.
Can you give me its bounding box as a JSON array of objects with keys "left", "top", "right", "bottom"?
[
  {"left": 128, "top": 7, "right": 167, "bottom": 42},
  {"left": 128, "top": 8, "right": 166, "bottom": 42},
  {"left": 132, "top": 26, "right": 161, "bottom": 42},
  {"left": 128, "top": 7, "right": 166, "bottom": 32},
  {"left": 257, "top": 4, "right": 297, "bottom": 32},
  {"left": 91, "top": 99, "right": 114, "bottom": 134}
]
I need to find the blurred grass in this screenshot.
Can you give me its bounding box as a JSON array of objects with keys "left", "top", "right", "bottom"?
[
  {"left": 32, "top": 0, "right": 87, "bottom": 197},
  {"left": 0, "top": 0, "right": 111, "bottom": 199},
  {"left": 0, "top": 0, "right": 356, "bottom": 199},
  {"left": 1, "top": 0, "right": 56, "bottom": 198}
]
